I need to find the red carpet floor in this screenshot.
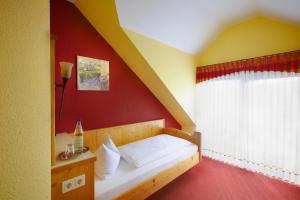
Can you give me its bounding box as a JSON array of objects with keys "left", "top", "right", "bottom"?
[{"left": 147, "top": 157, "right": 300, "bottom": 200}]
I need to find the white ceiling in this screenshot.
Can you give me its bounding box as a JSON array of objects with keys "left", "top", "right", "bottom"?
[{"left": 115, "top": 0, "right": 300, "bottom": 54}]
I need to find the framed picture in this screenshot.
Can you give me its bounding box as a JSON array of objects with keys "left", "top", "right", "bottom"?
[{"left": 77, "top": 56, "right": 109, "bottom": 91}]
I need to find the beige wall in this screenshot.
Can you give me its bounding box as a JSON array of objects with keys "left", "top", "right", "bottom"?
[{"left": 0, "top": 1, "right": 50, "bottom": 199}]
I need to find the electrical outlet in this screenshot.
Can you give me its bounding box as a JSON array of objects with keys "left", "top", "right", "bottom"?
[
  {"left": 62, "top": 174, "right": 86, "bottom": 194},
  {"left": 74, "top": 174, "right": 85, "bottom": 189},
  {"left": 62, "top": 178, "right": 74, "bottom": 194}
]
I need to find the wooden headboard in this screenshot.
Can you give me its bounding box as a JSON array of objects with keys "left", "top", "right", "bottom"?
[{"left": 84, "top": 119, "right": 165, "bottom": 152}]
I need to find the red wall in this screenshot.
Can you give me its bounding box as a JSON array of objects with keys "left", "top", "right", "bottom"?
[{"left": 51, "top": 0, "right": 180, "bottom": 133}]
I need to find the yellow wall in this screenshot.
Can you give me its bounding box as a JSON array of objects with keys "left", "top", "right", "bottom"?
[
  {"left": 0, "top": 1, "right": 50, "bottom": 199},
  {"left": 75, "top": 0, "right": 195, "bottom": 130},
  {"left": 124, "top": 29, "right": 196, "bottom": 128},
  {"left": 197, "top": 16, "right": 300, "bottom": 66}
]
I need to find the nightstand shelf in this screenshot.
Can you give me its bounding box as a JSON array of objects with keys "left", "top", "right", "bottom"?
[{"left": 51, "top": 151, "right": 96, "bottom": 200}]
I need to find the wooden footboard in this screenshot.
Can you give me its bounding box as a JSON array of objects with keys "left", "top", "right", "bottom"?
[
  {"left": 162, "top": 128, "right": 202, "bottom": 161},
  {"left": 115, "top": 152, "right": 199, "bottom": 200}
]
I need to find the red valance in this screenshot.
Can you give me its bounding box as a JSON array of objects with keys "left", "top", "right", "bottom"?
[{"left": 196, "top": 50, "right": 300, "bottom": 83}]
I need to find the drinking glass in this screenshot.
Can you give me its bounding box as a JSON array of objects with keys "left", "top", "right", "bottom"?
[{"left": 65, "top": 144, "right": 75, "bottom": 157}]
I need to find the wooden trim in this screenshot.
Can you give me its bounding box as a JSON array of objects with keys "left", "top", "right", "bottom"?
[
  {"left": 51, "top": 38, "right": 56, "bottom": 166},
  {"left": 194, "top": 131, "right": 202, "bottom": 161},
  {"left": 51, "top": 156, "right": 96, "bottom": 174},
  {"left": 84, "top": 119, "right": 165, "bottom": 152},
  {"left": 115, "top": 152, "right": 199, "bottom": 200},
  {"left": 51, "top": 34, "right": 58, "bottom": 40},
  {"left": 90, "top": 162, "right": 95, "bottom": 200},
  {"left": 162, "top": 128, "right": 202, "bottom": 161}
]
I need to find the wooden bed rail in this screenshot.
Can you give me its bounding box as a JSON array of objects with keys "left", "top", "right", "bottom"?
[
  {"left": 115, "top": 152, "right": 199, "bottom": 200},
  {"left": 162, "top": 128, "right": 202, "bottom": 161},
  {"left": 79, "top": 120, "right": 201, "bottom": 200},
  {"left": 84, "top": 119, "right": 165, "bottom": 152}
]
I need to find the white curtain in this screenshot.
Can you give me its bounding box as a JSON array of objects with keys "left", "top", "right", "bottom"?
[{"left": 196, "top": 71, "right": 300, "bottom": 185}]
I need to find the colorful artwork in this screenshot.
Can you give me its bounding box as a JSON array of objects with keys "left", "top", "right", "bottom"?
[{"left": 77, "top": 56, "right": 109, "bottom": 91}]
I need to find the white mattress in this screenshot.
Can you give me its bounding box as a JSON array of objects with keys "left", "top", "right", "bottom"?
[
  {"left": 95, "top": 143, "right": 198, "bottom": 200},
  {"left": 118, "top": 134, "right": 192, "bottom": 167}
]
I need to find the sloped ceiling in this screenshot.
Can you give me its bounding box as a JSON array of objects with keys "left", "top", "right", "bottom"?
[
  {"left": 197, "top": 16, "right": 300, "bottom": 66},
  {"left": 69, "top": 0, "right": 300, "bottom": 131},
  {"left": 115, "top": 0, "right": 300, "bottom": 54},
  {"left": 74, "top": 0, "right": 196, "bottom": 131}
]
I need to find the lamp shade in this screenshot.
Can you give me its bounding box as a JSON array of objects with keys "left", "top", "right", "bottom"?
[{"left": 60, "top": 61, "right": 73, "bottom": 79}]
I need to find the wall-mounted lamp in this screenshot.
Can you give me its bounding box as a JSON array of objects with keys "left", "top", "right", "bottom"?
[{"left": 56, "top": 61, "right": 73, "bottom": 119}]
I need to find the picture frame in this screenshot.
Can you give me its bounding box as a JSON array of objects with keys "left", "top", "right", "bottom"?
[{"left": 77, "top": 56, "right": 109, "bottom": 91}]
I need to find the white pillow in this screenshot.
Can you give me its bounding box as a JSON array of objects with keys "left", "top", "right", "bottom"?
[
  {"left": 95, "top": 144, "right": 120, "bottom": 179},
  {"left": 104, "top": 136, "right": 119, "bottom": 154}
]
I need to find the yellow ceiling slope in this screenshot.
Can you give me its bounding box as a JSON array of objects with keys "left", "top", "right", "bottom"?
[
  {"left": 197, "top": 16, "right": 300, "bottom": 66},
  {"left": 123, "top": 29, "right": 196, "bottom": 127},
  {"left": 75, "top": 0, "right": 195, "bottom": 130}
]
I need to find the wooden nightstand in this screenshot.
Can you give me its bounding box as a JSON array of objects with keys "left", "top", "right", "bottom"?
[{"left": 51, "top": 151, "right": 96, "bottom": 200}]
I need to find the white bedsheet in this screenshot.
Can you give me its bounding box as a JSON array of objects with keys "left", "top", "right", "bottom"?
[
  {"left": 118, "top": 134, "right": 191, "bottom": 167},
  {"left": 95, "top": 143, "right": 198, "bottom": 200}
]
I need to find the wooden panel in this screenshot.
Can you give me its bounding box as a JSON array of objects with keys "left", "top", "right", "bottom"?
[
  {"left": 51, "top": 155, "right": 96, "bottom": 174},
  {"left": 163, "top": 128, "right": 202, "bottom": 161},
  {"left": 115, "top": 152, "right": 200, "bottom": 200},
  {"left": 51, "top": 38, "right": 56, "bottom": 166},
  {"left": 51, "top": 159, "right": 95, "bottom": 200},
  {"left": 84, "top": 119, "right": 165, "bottom": 152}
]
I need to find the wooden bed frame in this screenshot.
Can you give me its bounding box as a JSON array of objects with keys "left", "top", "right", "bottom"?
[{"left": 84, "top": 119, "right": 201, "bottom": 200}]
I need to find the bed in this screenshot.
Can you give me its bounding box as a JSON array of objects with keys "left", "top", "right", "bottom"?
[{"left": 84, "top": 119, "right": 201, "bottom": 200}]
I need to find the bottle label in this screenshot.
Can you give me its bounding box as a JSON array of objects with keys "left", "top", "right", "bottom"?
[
  {"left": 74, "top": 136, "right": 83, "bottom": 151},
  {"left": 74, "top": 120, "right": 84, "bottom": 152}
]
